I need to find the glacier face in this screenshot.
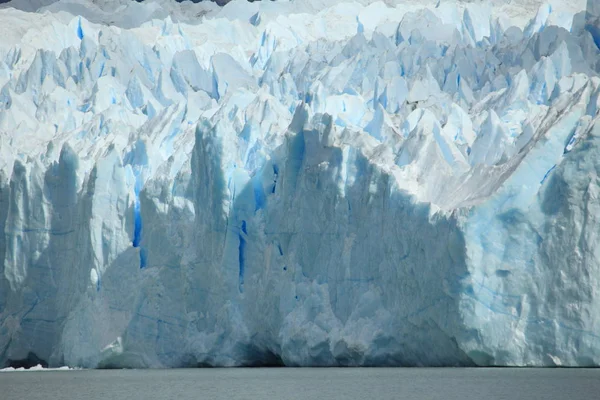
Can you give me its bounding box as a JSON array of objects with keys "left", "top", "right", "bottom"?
[{"left": 0, "top": 0, "right": 599, "bottom": 368}]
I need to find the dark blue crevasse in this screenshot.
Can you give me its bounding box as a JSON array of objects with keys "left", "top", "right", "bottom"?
[
  {"left": 132, "top": 196, "right": 142, "bottom": 248},
  {"left": 132, "top": 177, "right": 147, "bottom": 270},
  {"left": 238, "top": 220, "right": 247, "bottom": 292},
  {"left": 77, "top": 18, "right": 84, "bottom": 40},
  {"left": 253, "top": 177, "right": 266, "bottom": 211},
  {"left": 587, "top": 23, "right": 600, "bottom": 49},
  {"left": 124, "top": 142, "right": 148, "bottom": 269},
  {"left": 140, "top": 248, "right": 148, "bottom": 269},
  {"left": 132, "top": 170, "right": 143, "bottom": 249},
  {"left": 540, "top": 164, "right": 557, "bottom": 185}
]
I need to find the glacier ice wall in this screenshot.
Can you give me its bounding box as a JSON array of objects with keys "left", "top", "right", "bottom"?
[{"left": 0, "top": 0, "right": 599, "bottom": 367}]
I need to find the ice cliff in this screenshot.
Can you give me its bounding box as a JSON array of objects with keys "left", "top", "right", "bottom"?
[{"left": 0, "top": 0, "right": 599, "bottom": 368}]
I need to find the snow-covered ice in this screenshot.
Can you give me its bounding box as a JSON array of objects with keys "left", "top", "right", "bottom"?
[{"left": 0, "top": 0, "right": 599, "bottom": 367}]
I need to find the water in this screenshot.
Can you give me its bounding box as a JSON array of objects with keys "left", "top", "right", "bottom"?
[{"left": 1, "top": 368, "right": 599, "bottom": 400}]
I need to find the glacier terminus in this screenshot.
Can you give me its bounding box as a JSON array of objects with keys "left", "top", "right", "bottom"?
[{"left": 0, "top": 0, "right": 600, "bottom": 368}]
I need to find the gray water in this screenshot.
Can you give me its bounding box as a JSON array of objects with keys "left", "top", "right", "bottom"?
[{"left": 1, "top": 368, "right": 599, "bottom": 400}]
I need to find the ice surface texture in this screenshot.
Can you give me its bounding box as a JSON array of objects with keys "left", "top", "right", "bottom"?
[{"left": 0, "top": 0, "right": 599, "bottom": 367}]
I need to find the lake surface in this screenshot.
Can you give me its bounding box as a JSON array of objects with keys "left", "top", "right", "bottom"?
[{"left": 1, "top": 367, "right": 599, "bottom": 399}]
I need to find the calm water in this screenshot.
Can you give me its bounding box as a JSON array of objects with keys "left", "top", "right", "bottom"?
[{"left": 1, "top": 368, "right": 599, "bottom": 400}]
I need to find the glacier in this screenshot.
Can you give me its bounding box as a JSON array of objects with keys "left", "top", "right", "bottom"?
[{"left": 0, "top": 0, "right": 599, "bottom": 368}]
